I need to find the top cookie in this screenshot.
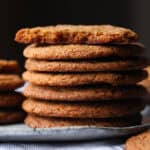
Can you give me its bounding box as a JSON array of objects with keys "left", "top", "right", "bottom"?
[
  {"left": 0, "top": 60, "right": 20, "bottom": 73},
  {"left": 15, "top": 25, "right": 139, "bottom": 44}
]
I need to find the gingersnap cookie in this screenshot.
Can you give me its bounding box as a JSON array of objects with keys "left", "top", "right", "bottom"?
[
  {"left": 145, "top": 66, "right": 150, "bottom": 75},
  {"left": 23, "top": 44, "right": 145, "bottom": 60},
  {"left": 22, "top": 99, "right": 145, "bottom": 118},
  {"left": 24, "top": 84, "right": 147, "bottom": 101},
  {"left": 139, "top": 76, "right": 150, "bottom": 104},
  {"left": 0, "top": 74, "right": 24, "bottom": 91},
  {"left": 15, "top": 25, "right": 139, "bottom": 44},
  {"left": 23, "top": 71, "right": 147, "bottom": 86},
  {"left": 25, "top": 114, "right": 142, "bottom": 128},
  {"left": 25, "top": 58, "right": 148, "bottom": 73},
  {"left": 0, "top": 109, "right": 25, "bottom": 124},
  {"left": 0, "top": 60, "right": 20, "bottom": 73},
  {"left": 139, "top": 75, "right": 150, "bottom": 90},
  {"left": 0, "top": 92, "right": 24, "bottom": 107},
  {"left": 126, "top": 130, "right": 150, "bottom": 150}
]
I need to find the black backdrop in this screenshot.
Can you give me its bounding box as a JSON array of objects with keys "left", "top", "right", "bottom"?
[{"left": 0, "top": 0, "right": 150, "bottom": 68}]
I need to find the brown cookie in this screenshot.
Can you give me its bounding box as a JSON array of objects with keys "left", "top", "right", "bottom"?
[
  {"left": 25, "top": 114, "right": 142, "bottom": 128},
  {"left": 23, "top": 71, "right": 147, "bottom": 86},
  {"left": 23, "top": 44, "right": 145, "bottom": 60},
  {"left": 15, "top": 25, "right": 139, "bottom": 44},
  {"left": 139, "top": 77, "right": 150, "bottom": 105},
  {"left": 126, "top": 130, "right": 150, "bottom": 150},
  {"left": 0, "top": 109, "right": 25, "bottom": 124},
  {"left": 0, "top": 74, "right": 24, "bottom": 91},
  {"left": 145, "top": 66, "right": 150, "bottom": 76},
  {"left": 22, "top": 99, "right": 145, "bottom": 118},
  {"left": 0, "top": 92, "right": 24, "bottom": 107},
  {"left": 0, "top": 60, "right": 20, "bottom": 73},
  {"left": 23, "top": 84, "right": 147, "bottom": 101},
  {"left": 25, "top": 58, "right": 148, "bottom": 73}
]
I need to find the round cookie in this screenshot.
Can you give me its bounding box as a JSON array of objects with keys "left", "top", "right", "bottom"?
[
  {"left": 23, "top": 44, "right": 145, "bottom": 60},
  {"left": 24, "top": 84, "right": 147, "bottom": 101},
  {"left": 145, "top": 66, "right": 150, "bottom": 76},
  {"left": 25, "top": 114, "right": 142, "bottom": 128},
  {"left": 15, "top": 25, "right": 139, "bottom": 44},
  {"left": 22, "top": 99, "right": 145, "bottom": 118},
  {"left": 0, "top": 109, "right": 25, "bottom": 124},
  {"left": 23, "top": 71, "right": 147, "bottom": 86},
  {"left": 0, "top": 92, "right": 24, "bottom": 107},
  {"left": 25, "top": 58, "right": 148, "bottom": 72},
  {"left": 0, "top": 60, "right": 20, "bottom": 73},
  {"left": 0, "top": 74, "right": 24, "bottom": 91},
  {"left": 140, "top": 77, "right": 150, "bottom": 105},
  {"left": 126, "top": 130, "right": 150, "bottom": 150}
]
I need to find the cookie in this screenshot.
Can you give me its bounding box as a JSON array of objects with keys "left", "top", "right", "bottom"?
[
  {"left": 23, "top": 84, "right": 147, "bottom": 101},
  {"left": 126, "top": 130, "right": 150, "bottom": 150},
  {"left": 25, "top": 58, "right": 148, "bottom": 73},
  {"left": 23, "top": 44, "right": 145, "bottom": 60},
  {"left": 0, "top": 60, "right": 20, "bottom": 73},
  {"left": 142, "top": 66, "right": 150, "bottom": 76},
  {"left": 0, "top": 74, "right": 24, "bottom": 91},
  {"left": 140, "top": 77, "right": 150, "bottom": 104},
  {"left": 140, "top": 78, "right": 150, "bottom": 88},
  {"left": 23, "top": 71, "right": 147, "bottom": 86},
  {"left": 25, "top": 114, "right": 142, "bottom": 128},
  {"left": 22, "top": 99, "right": 145, "bottom": 118},
  {"left": 15, "top": 25, "right": 139, "bottom": 44},
  {"left": 0, "top": 92, "right": 24, "bottom": 107},
  {"left": 0, "top": 109, "right": 25, "bottom": 124}
]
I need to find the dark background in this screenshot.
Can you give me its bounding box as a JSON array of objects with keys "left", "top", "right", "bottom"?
[{"left": 0, "top": 0, "right": 150, "bottom": 67}]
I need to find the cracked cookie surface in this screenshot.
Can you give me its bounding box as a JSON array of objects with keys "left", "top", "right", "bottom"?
[{"left": 15, "top": 25, "right": 139, "bottom": 44}]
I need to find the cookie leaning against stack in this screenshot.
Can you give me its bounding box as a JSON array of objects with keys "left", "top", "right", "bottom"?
[
  {"left": 0, "top": 60, "right": 25, "bottom": 124},
  {"left": 140, "top": 66, "right": 150, "bottom": 104},
  {"left": 15, "top": 25, "right": 148, "bottom": 128}
]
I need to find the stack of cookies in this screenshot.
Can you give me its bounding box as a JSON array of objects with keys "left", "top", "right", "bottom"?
[
  {"left": 0, "top": 60, "right": 25, "bottom": 124},
  {"left": 15, "top": 25, "right": 148, "bottom": 128}
]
